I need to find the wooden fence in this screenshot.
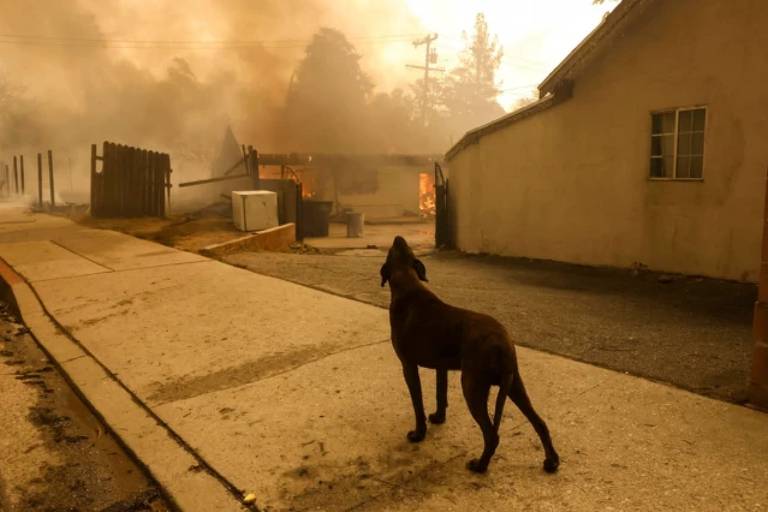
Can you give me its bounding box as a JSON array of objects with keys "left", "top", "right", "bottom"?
[
  {"left": 91, "top": 141, "right": 171, "bottom": 217},
  {"left": 1, "top": 151, "right": 59, "bottom": 209}
]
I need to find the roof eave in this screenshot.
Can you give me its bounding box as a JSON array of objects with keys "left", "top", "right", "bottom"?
[
  {"left": 444, "top": 0, "right": 653, "bottom": 162},
  {"left": 444, "top": 91, "right": 567, "bottom": 161}
]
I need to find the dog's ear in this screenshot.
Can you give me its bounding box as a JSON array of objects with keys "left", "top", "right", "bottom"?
[
  {"left": 413, "top": 258, "right": 428, "bottom": 282},
  {"left": 380, "top": 262, "right": 391, "bottom": 287}
]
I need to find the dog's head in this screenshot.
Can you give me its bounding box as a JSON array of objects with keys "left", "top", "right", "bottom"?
[{"left": 380, "top": 236, "right": 427, "bottom": 287}]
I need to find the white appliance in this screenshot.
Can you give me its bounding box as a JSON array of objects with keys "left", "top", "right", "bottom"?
[{"left": 231, "top": 190, "right": 279, "bottom": 232}]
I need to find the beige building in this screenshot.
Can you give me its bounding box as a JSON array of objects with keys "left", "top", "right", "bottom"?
[{"left": 445, "top": 0, "right": 768, "bottom": 282}]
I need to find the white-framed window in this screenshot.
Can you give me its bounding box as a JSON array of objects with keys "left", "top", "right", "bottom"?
[{"left": 650, "top": 107, "right": 706, "bottom": 180}]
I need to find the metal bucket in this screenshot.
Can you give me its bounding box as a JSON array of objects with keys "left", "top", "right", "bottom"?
[{"left": 346, "top": 211, "right": 365, "bottom": 238}]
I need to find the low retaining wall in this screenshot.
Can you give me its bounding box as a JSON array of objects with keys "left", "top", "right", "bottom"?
[{"left": 200, "top": 223, "right": 295, "bottom": 258}]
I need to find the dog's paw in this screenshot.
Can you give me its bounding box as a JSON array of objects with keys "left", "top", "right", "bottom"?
[
  {"left": 428, "top": 412, "right": 445, "bottom": 424},
  {"left": 406, "top": 429, "right": 426, "bottom": 443},
  {"left": 543, "top": 457, "right": 559, "bottom": 473},
  {"left": 466, "top": 459, "right": 488, "bottom": 473}
]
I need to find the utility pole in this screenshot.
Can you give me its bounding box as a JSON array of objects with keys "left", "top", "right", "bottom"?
[{"left": 406, "top": 33, "right": 444, "bottom": 126}]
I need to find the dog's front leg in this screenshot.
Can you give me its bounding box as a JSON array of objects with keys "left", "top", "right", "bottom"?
[
  {"left": 402, "top": 364, "right": 427, "bottom": 442},
  {"left": 429, "top": 368, "right": 447, "bottom": 424}
]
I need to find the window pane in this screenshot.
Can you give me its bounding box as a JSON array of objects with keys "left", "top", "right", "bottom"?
[
  {"left": 650, "top": 158, "right": 663, "bottom": 177},
  {"left": 651, "top": 157, "right": 673, "bottom": 178},
  {"left": 691, "top": 132, "right": 704, "bottom": 155},
  {"left": 692, "top": 108, "right": 706, "bottom": 131},
  {"left": 677, "top": 132, "right": 692, "bottom": 155},
  {"left": 676, "top": 156, "right": 691, "bottom": 178},
  {"left": 661, "top": 134, "right": 674, "bottom": 156},
  {"left": 652, "top": 111, "right": 675, "bottom": 134},
  {"left": 690, "top": 156, "right": 703, "bottom": 178},
  {"left": 678, "top": 110, "right": 693, "bottom": 132},
  {"left": 651, "top": 135, "right": 674, "bottom": 157},
  {"left": 652, "top": 113, "right": 662, "bottom": 133},
  {"left": 651, "top": 136, "right": 662, "bottom": 156}
]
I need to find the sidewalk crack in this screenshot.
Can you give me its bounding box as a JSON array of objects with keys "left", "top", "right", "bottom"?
[{"left": 49, "top": 240, "right": 114, "bottom": 272}]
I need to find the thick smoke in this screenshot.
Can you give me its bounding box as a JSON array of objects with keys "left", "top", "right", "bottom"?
[
  {"left": 0, "top": 0, "right": 425, "bottom": 152},
  {"left": 0, "top": 0, "right": 437, "bottom": 206}
]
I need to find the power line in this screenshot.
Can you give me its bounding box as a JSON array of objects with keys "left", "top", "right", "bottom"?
[
  {"left": 0, "top": 32, "right": 426, "bottom": 43},
  {"left": 0, "top": 32, "right": 431, "bottom": 50}
]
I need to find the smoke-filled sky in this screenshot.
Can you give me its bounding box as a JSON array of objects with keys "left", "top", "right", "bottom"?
[
  {"left": 406, "top": 0, "right": 613, "bottom": 106},
  {"left": 104, "top": 0, "right": 613, "bottom": 107},
  {"left": 3, "top": 0, "right": 613, "bottom": 103},
  {"left": 0, "top": 0, "right": 614, "bottom": 155}
]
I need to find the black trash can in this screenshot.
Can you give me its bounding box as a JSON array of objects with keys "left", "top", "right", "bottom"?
[{"left": 302, "top": 200, "right": 333, "bottom": 237}]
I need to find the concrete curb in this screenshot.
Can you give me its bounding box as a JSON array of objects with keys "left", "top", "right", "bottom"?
[
  {"left": 0, "top": 258, "right": 253, "bottom": 512},
  {"left": 200, "top": 223, "right": 296, "bottom": 258}
]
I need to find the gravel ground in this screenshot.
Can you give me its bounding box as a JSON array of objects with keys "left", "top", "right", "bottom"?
[
  {"left": 224, "top": 249, "right": 755, "bottom": 404},
  {"left": 0, "top": 302, "right": 170, "bottom": 512}
]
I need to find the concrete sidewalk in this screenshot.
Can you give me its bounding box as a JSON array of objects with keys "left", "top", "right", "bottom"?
[{"left": 0, "top": 204, "right": 766, "bottom": 511}]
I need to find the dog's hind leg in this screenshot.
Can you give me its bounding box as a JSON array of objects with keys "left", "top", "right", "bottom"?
[
  {"left": 508, "top": 374, "right": 560, "bottom": 473},
  {"left": 461, "top": 372, "right": 498, "bottom": 473},
  {"left": 402, "top": 364, "right": 427, "bottom": 442},
  {"left": 429, "top": 368, "right": 448, "bottom": 424}
]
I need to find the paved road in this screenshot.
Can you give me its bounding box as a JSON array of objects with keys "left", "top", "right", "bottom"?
[{"left": 0, "top": 301, "right": 168, "bottom": 511}]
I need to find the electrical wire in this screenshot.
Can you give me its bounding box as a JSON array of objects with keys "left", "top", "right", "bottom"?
[{"left": 0, "top": 32, "right": 435, "bottom": 50}]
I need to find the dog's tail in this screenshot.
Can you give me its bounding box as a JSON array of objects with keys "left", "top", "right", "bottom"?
[{"left": 492, "top": 372, "right": 514, "bottom": 432}]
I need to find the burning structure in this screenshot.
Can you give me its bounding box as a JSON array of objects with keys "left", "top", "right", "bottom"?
[
  {"left": 257, "top": 153, "right": 440, "bottom": 220},
  {"left": 178, "top": 125, "right": 442, "bottom": 218}
]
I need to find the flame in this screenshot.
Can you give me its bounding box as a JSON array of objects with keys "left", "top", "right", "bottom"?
[
  {"left": 258, "top": 164, "right": 316, "bottom": 198},
  {"left": 419, "top": 172, "right": 435, "bottom": 217},
  {"left": 301, "top": 183, "right": 316, "bottom": 199}
]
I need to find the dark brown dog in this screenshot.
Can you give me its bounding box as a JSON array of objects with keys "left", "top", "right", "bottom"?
[{"left": 380, "top": 236, "right": 560, "bottom": 473}]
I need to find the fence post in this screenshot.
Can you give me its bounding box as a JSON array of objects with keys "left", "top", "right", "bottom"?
[
  {"left": 12, "top": 156, "right": 18, "bottom": 194},
  {"left": 19, "top": 155, "right": 24, "bottom": 194},
  {"left": 165, "top": 160, "right": 172, "bottom": 216},
  {"left": 249, "top": 147, "right": 260, "bottom": 189},
  {"left": 47, "top": 150, "right": 55, "bottom": 208},
  {"left": 161, "top": 153, "right": 170, "bottom": 217},
  {"left": 37, "top": 153, "right": 43, "bottom": 209},
  {"left": 296, "top": 182, "right": 304, "bottom": 242},
  {"left": 90, "top": 144, "right": 97, "bottom": 216}
]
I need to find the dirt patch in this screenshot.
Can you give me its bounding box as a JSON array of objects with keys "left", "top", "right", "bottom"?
[
  {"left": 148, "top": 338, "right": 388, "bottom": 404},
  {"left": 275, "top": 439, "right": 479, "bottom": 512},
  {"left": 76, "top": 203, "right": 246, "bottom": 254},
  {"left": 0, "top": 302, "right": 169, "bottom": 511}
]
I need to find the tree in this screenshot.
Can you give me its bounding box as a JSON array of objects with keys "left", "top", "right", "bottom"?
[
  {"left": 283, "top": 28, "right": 373, "bottom": 151},
  {"left": 440, "top": 13, "right": 505, "bottom": 135},
  {"left": 367, "top": 89, "right": 420, "bottom": 152},
  {"left": 409, "top": 75, "right": 445, "bottom": 128}
]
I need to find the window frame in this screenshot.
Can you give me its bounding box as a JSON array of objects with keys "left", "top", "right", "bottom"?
[{"left": 649, "top": 105, "right": 707, "bottom": 182}]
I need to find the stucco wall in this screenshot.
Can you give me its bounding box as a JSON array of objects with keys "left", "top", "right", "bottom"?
[{"left": 448, "top": 0, "right": 768, "bottom": 281}]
